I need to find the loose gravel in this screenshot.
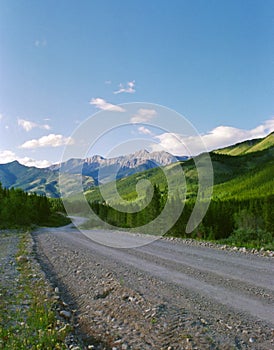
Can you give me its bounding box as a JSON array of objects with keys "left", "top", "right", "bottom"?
[{"left": 32, "top": 225, "right": 274, "bottom": 350}]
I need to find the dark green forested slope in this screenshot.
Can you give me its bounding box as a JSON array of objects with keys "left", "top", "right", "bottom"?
[
  {"left": 82, "top": 140, "right": 274, "bottom": 249},
  {"left": 213, "top": 161, "right": 274, "bottom": 199},
  {"left": 0, "top": 183, "right": 68, "bottom": 228}
]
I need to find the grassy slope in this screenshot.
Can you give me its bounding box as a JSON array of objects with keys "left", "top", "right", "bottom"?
[
  {"left": 213, "top": 132, "right": 274, "bottom": 156},
  {"left": 213, "top": 160, "right": 274, "bottom": 199},
  {"left": 85, "top": 144, "right": 274, "bottom": 203}
]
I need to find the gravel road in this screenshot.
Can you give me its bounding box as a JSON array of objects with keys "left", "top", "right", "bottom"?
[{"left": 33, "top": 222, "right": 274, "bottom": 349}]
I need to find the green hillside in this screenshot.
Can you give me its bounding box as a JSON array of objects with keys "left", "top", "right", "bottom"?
[
  {"left": 213, "top": 159, "right": 274, "bottom": 200},
  {"left": 85, "top": 145, "right": 274, "bottom": 204},
  {"left": 0, "top": 161, "right": 60, "bottom": 197},
  {"left": 0, "top": 161, "right": 96, "bottom": 198},
  {"left": 82, "top": 139, "right": 274, "bottom": 249},
  {"left": 213, "top": 132, "right": 274, "bottom": 156}
]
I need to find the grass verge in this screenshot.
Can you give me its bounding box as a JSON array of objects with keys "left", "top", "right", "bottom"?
[{"left": 0, "top": 232, "right": 71, "bottom": 349}]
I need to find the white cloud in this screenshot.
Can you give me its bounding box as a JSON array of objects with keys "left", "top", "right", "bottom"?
[
  {"left": 20, "top": 134, "right": 74, "bottom": 149},
  {"left": 114, "top": 80, "right": 136, "bottom": 94},
  {"left": 0, "top": 114, "right": 3, "bottom": 121},
  {"left": 19, "top": 157, "right": 51, "bottom": 168},
  {"left": 151, "top": 133, "right": 190, "bottom": 155},
  {"left": 89, "top": 98, "right": 125, "bottom": 112},
  {"left": 150, "top": 117, "right": 274, "bottom": 156},
  {"left": 138, "top": 126, "right": 154, "bottom": 135},
  {"left": 0, "top": 150, "right": 17, "bottom": 163},
  {"left": 201, "top": 117, "right": 274, "bottom": 152},
  {"left": 18, "top": 118, "right": 51, "bottom": 132},
  {"left": 0, "top": 150, "right": 51, "bottom": 168},
  {"left": 131, "top": 108, "right": 157, "bottom": 123}
]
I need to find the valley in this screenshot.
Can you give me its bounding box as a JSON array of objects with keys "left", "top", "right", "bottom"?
[{"left": 1, "top": 133, "right": 274, "bottom": 349}]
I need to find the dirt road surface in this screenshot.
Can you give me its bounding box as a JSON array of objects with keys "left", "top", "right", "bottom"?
[{"left": 33, "top": 222, "right": 274, "bottom": 349}]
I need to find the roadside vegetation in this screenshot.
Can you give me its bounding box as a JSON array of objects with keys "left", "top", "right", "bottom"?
[
  {"left": 0, "top": 232, "right": 70, "bottom": 349},
  {"left": 82, "top": 186, "right": 274, "bottom": 250}
]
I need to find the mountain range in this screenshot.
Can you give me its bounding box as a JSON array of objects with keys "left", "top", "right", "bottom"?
[
  {"left": 0, "top": 132, "right": 273, "bottom": 198},
  {"left": 0, "top": 150, "right": 188, "bottom": 197}
]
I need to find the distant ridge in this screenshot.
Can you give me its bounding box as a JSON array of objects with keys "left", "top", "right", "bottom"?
[
  {"left": 0, "top": 150, "right": 188, "bottom": 197},
  {"left": 0, "top": 132, "right": 273, "bottom": 198},
  {"left": 213, "top": 132, "right": 274, "bottom": 156}
]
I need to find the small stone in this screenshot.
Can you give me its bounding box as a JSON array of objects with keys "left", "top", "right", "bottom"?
[
  {"left": 122, "top": 293, "right": 129, "bottom": 300},
  {"left": 58, "top": 324, "right": 69, "bottom": 333},
  {"left": 249, "top": 337, "right": 256, "bottom": 343},
  {"left": 54, "top": 287, "right": 59, "bottom": 293},
  {"left": 60, "top": 310, "right": 71, "bottom": 319},
  {"left": 121, "top": 344, "right": 128, "bottom": 350},
  {"left": 16, "top": 255, "right": 28, "bottom": 263}
]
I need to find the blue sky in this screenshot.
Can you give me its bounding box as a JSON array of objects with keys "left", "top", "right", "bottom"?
[{"left": 0, "top": 0, "right": 273, "bottom": 166}]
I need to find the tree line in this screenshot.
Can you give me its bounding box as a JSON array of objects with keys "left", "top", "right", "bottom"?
[
  {"left": 88, "top": 185, "right": 274, "bottom": 248},
  {"left": 0, "top": 183, "right": 66, "bottom": 228}
]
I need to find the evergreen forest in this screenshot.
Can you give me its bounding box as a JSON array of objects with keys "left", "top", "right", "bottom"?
[{"left": 0, "top": 183, "right": 67, "bottom": 228}]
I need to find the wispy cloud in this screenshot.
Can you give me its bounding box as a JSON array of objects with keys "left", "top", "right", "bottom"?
[
  {"left": 0, "top": 150, "right": 51, "bottom": 168},
  {"left": 0, "top": 114, "right": 3, "bottom": 121},
  {"left": 114, "top": 80, "right": 135, "bottom": 94},
  {"left": 151, "top": 117, "right": 274, "bottom": 156},
  {"left": 131, "top": 108, "right": 157, "bottom": 123},
  {"left": 105, "top": 80, "right": 112, "bottom": 85},
  {"left": 34, "top": 39, "right": 47, "bottom": 47},
  {"left": 89, "top": 98, "right": 125, "bottom": 112},
  {"left": 137, "top": 126, "right": 154, "bottom": 135},
  {"left": 20, "top": 134, "right": 74, "bottom": 149},
  {"left": 18, "top": 118, "right": 51, "bottom": 132}
]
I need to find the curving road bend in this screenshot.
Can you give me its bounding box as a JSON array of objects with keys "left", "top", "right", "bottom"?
[{"left": 33, "top": 222, "right": 274, "bottom": 349}]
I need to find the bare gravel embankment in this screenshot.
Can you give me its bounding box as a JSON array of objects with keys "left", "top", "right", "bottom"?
[{"left": 33, "top": 223, "right": 274, "bottom": 350}]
